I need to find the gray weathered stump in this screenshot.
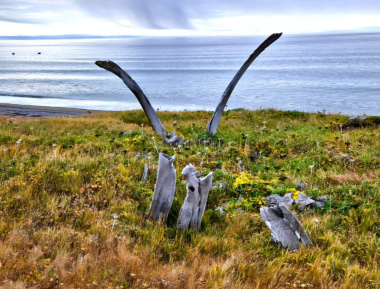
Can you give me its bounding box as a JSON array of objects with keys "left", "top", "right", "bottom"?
[
  {"left": 177, "top": 164, "right": 213, "bottom": 230},
  {"left": 147, "top": 153, "right": 176, "bottom": 222},
  {"left": 260, "top": 204, "right": 313, "bottom": 251}
]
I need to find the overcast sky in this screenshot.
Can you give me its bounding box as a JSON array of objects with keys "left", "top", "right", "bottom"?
[{"left": 1, "top": 0, "right": 380, "bottom": 36}]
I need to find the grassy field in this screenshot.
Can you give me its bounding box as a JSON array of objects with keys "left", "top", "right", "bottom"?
[{"left": 0, "top": 109, "right": 379, "bottom": 288}]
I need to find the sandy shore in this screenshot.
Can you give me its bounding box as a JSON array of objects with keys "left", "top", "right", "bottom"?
[{"left": 0, "top": 103, "right": 105, "bottom": 118}]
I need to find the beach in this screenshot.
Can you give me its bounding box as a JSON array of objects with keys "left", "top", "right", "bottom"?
[{"left": 0, "top": 103, "right": 103, "bottom": 118}]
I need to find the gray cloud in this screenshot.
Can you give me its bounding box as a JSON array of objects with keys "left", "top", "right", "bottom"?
[
  {"left": 74, "top": 0, "right": 380, "bottom": 29},
  {"left": 75, "top": 0, "right": 192, "bottom": 29},
  {"left": 186, "top": 0, "right": 380, "bottom": 15},
  {"left": 0, "top": 0, "right": 74, "bottom": 24},
  {"left": 0, "top": 0, "right": 41, "bottom": 24},
  {"left": 1, "top": 0, "right": 380, "bottom": 29},
  {"left": 0, "top": 15, "right": 43, "bottom": 24}
]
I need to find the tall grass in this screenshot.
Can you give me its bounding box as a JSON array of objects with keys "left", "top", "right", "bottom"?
[{"left": 0, "top": 109, "right": 379, "bottom": 288}]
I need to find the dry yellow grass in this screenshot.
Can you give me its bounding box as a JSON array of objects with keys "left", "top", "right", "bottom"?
[{"left": 0, "top": 109, "right": 379, "bottom": 288}]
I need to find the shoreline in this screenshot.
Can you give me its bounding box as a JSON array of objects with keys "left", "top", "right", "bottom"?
[
  {"left": 0, "top": 103, "right": 376, "bottom": 120},
  {"left": 0, "top": 103, "right": 106, "bottom": 118}
]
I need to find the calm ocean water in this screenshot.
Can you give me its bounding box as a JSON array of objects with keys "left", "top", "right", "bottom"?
[{"left": 0, "top": 33, "right": 379, "bottom": 115}]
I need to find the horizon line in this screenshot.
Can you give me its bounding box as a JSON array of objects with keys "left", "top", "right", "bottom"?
[{"left": 1, "top": 30, "right": 380, "bottom": 40}]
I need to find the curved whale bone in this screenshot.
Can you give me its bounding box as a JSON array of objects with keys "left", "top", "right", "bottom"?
[
  {"left": 96, "top": 60, "right": 184, "bottom": 146},
  {"left": 177, "top": 164, "right": 213, "bottom": 230},
  {"left": 95, "top": 60, "right": 167, "bottom": 137},
  {"left": 147, "top": 153, "right": 176, "bottom": 222},
  {"left": 206, "top": 33, "right": 282, "bottom": 135}
]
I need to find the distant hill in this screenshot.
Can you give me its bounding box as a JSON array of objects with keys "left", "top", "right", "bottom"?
[{"left": 0, "top": 34, "right": 139, "bottom": 40}]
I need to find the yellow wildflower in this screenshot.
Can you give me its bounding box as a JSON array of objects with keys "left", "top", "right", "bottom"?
[
  {"left": 233, "top": 172, "right": 252, "bottom": 189},
  {"left": 292, "top": 190, "right": 301, "bottom": 200}
]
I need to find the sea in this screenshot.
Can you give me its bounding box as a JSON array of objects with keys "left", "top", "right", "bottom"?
[{"left": 0, "top": 33, "right": 379, "bottom": 116}]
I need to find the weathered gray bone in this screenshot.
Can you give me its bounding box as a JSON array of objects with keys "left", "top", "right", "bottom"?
[
  {"left": 265, "top": 192, "right": 329, "bottom": 210},
  {"left": 177, "top": 164, "right": 213, "bottom": 230},
  {"left": 95, "top": 60, "right": 167, "bottom": 137},
  {"left": 314, "top": 196, "right": 329, "bottom": 208},
  {"left": 163, "top": 132, "right": 185, "bottom": 146},
  {"left": 147, "top": 153, "right": 176, "bottom": 221},
  {"left": 141, "top": 164, "right": 149, "bottom": 182},
  {"left": 197, "top": 171, "right": 213, "bottom": 230},
  {"left": 295, "top": 192, "right": 315, "bottom": 210},
  {"left": 265, "top": 193, "right": 293, "bottom": 208},
  {"left": 206, "top": 33, "right": 282, "bottom": 135},
  {"left": 260, "top": 204, "right": 313, "bottom": 251}
]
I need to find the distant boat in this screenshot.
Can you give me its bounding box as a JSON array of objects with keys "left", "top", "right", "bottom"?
[
  {"left": 38, "top": 52, "right": 41, "bottom": 54},
  {"left": 12, "top": 53, "right": 15, "bottom": 55}
]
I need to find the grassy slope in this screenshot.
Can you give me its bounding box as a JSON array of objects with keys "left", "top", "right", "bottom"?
[{"left": 0, "top": 109, "right": 379, "bottom": 288}]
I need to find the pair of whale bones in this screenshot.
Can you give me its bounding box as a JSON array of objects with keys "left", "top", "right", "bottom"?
[{"left": 96, "top": 33, "right": 282, "bottom": 142}]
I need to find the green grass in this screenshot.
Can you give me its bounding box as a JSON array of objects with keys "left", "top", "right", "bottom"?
[{"left": 0, "top": 109, "right": 379, "bottom": 288}]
